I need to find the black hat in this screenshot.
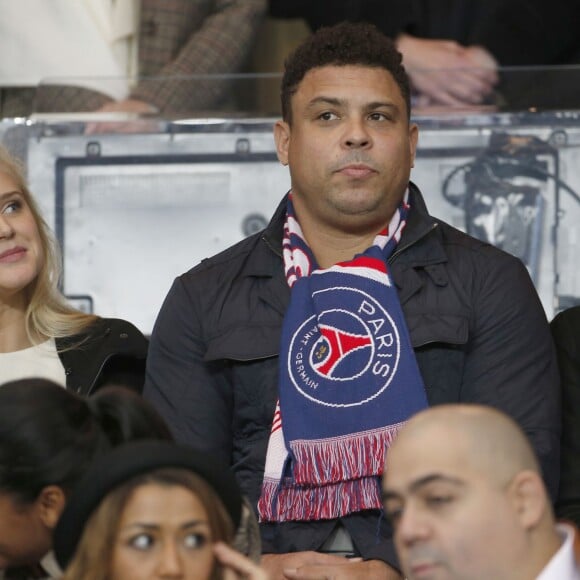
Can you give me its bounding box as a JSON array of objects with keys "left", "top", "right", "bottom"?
[{"left": 53, "top": 441, "right": 242, "bottom": 569}]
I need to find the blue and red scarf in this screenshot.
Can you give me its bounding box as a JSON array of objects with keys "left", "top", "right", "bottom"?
[{"left": 257, "top": 192, "right": 428, "bottom": 522}]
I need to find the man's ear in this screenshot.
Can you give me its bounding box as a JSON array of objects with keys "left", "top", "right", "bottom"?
[
  {"left": 507, "top": 471, "right": 548, "bottom": 530},
  {"left": 36, "top": 485, "right": 66, "bottom": 530},
  {"left": 274, "top": 120, "right": 291, "bottom": 166},
  {"left": 409, "top": 123, "right": 419, "bottom": 169}
]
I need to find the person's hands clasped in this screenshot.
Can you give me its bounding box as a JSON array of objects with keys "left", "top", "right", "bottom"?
[
  {"left": 396, "top": 34, "right": 498, "bottom": 107},
  {"left": 262, "top": 552, "right": 402, "bottom": 580}
]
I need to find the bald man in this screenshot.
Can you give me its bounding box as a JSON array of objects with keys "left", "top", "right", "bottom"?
[{"left": 383, "top": 405, "right": 579, "bottom": 580}]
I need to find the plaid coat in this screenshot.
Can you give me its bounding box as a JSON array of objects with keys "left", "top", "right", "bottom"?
[{"left": 35, "top": 0, "right": 266, "bottom": 114}]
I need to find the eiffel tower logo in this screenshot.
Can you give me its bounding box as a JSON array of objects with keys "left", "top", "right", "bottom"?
[{"left": 312, "top": 324, "right": 372, "bottom": 377}]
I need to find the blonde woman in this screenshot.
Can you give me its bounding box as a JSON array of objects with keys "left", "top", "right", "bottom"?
[{"left": 0, "top": 146, "right": 147, "bottom": 393}]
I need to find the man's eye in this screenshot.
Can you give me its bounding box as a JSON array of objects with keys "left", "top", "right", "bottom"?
[
  {"left": 384, "top": 504, "right": 403, "bottom": 525},
  {"left": 318, "top": 111, "right": 339, "bottom": 121},
  {"left": 128, "top": 533, "right": 154, "bottom": 550},
  {"left": 426, "top": 495, "right": 453, "bottom": 508},
  {"left": 386, "top": 509, "right": 402, "bottom": 524},
  {"left": 183, "top": 533, "right": 207, "bottom": 549},
  {"left": 368, "top": 112, "right": 388, "bottom": 121}
]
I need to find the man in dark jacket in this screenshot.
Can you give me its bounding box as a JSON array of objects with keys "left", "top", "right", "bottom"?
[{"left": 144, "top": 22, "right": 560, "bottom": 579}]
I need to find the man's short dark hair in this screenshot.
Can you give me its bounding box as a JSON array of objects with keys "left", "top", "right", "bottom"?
[{"left": 281, "top": 21, "right": 411, "bottom": 123}]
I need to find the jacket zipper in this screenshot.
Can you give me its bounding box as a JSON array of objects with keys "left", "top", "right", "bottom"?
[
  {"left": 262, "top": 234, "right": 282, "bottom": 258},
  {"left": 84, "top": 352, "right": 116, "bottom": 394}
]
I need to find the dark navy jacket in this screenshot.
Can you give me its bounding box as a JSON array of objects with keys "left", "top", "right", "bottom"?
[{"left": 144, "top": 183, "right": 560, "bottom": 565}]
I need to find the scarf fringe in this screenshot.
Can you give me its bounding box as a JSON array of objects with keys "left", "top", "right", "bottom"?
[
  {"left": 258, "top": 475, "right": 383, "bottom": 522},
  {"left": 290, "top": 423, "right": 404, "bottom": 485}
]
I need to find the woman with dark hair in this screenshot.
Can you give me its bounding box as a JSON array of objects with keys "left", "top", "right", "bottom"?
[
  {"left": 0, "top": 145, "right": 147, "bottom": 394},
  {"left": 0, "top": 378, "right": 172, "bottom": 578},
  {"left": 54, "top": 442, "right": 267, "bottom": 580}
]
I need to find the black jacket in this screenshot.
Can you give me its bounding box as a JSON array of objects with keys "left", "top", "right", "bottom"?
[
  {"left": 551, "top": 306, "right": 580, "bottom": 527},
  {"left": 57, "top": 317, "right": 148, "bottom": 396},
  {"left": 144, "top": 184, "right": 560, "bottom": 565}
]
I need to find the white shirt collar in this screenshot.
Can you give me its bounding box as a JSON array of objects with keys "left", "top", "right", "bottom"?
[{"left": 39, "top": 552, "right": 62, "bottom": 579}]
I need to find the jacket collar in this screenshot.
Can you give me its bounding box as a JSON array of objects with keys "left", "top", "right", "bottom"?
[
  {"left": 262, "top": 194, "right": 287, "bottom": 257},
  {"left": 249, "top": 193, "right": 287, "bottom": 274},
  {"left": 242, "top": 183, "right": 447, "bottom": 308},
  {"left": 394, "top": 182, "right": 445, "bottom": 265},
  {"left": 250, "top": 183, "right": 445, "bottom": 262},
  {"left": 242, "top": 194, "right": 289, "bottom": 315},
  {"left": 391, "top": 183, "right": 448, "bottom": 305}
]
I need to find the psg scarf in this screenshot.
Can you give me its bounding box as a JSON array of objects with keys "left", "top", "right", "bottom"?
[{"left": 257, "top": 191, "right": 428, "bottom": 522}]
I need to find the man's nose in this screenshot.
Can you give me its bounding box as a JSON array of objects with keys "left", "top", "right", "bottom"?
[
  {"left": 343, "top": 117, "right": 371, "bottom": 148},
  {"left": 396, "top": 505, "right": 431, "bottom": 546}
]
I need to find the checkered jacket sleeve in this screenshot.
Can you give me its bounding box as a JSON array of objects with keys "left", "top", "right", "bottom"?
[{"left": 131, "top": 0, "right": 267, "bottom": 113}]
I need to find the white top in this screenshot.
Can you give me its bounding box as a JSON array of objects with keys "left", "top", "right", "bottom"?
[
  {"left": 0, "top": 338, "right": 67, "bottom": 387},
  {"left": 537, "top": 524, "right": 580, "bottom": 580},
  {"left": 0, "top": 0, "right": 139, "bottom": 99}
]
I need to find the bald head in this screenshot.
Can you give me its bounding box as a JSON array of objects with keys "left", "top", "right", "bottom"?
[
  {"left": 383, "top": 405, "right": 559, "bottom": 580},
  {"left": 388, "top": 404, "right": 540, "bottom": 486}
]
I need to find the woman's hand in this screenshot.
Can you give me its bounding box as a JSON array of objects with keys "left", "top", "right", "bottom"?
[{"left": 214, "top": 542, "right": 270, "bottom": 580}]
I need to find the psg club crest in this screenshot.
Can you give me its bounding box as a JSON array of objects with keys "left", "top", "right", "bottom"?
[{"left": 287, "top": 287, "right": 401, "bottom": 407}]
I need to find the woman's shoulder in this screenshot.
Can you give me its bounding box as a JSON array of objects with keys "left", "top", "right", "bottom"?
[
  {"left": 57, "top": 317, "right": 148, "bottom": 358},
  {"left": 57, "top": 317, "right": 149, "bottom": 395},
  {"left": 88, "top": 317, "right": 147, "bottom": 341}
]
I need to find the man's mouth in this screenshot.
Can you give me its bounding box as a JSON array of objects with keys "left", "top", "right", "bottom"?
[{"left": 337, "top": 164, "right": 377, "bottom": 178}]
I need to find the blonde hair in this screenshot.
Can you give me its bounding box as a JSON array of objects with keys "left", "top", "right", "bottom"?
[
  {"left": 0, "top": 146, "right": 97, "bottom": 343},
  {"left": 62, "top": 468, "right": 236, "bottom": 580}
]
